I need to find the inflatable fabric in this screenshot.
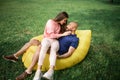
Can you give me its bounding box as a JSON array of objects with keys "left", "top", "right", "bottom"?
[{"left": 22, "top": 30, "right": 91, "bottom": 71}]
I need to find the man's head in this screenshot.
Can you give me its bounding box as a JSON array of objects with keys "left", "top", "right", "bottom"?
[{"left": 66, "top": 22, "right": 78, "bottom": 31}]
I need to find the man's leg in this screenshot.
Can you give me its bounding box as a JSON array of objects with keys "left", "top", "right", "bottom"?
[
  {"left": 3, "top": 39, "right": 40, "bottom": 62},
  {"left": 15, "top": 39, "right": 40, "bottom": 57},
  {"left": 16, "top": 45, "right": 41, "bottom": 80},
  {"left": 26, "top": 45, "right": 41, "bottom": 73}
]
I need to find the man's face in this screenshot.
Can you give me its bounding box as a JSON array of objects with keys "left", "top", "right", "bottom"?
[{"left": 66, "top": 22, "right": 76, "bottom": 31}]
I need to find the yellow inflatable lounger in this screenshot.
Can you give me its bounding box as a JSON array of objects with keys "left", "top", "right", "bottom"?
[{"left": 22, "top": 30, "right": 91, "bottom": 71}]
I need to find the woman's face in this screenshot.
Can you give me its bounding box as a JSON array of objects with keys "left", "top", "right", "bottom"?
[{"left": 59, "top": 18, "right": 68, "bottom": 25}]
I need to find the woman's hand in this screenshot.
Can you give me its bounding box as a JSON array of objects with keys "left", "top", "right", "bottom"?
[{"left": 62, "top": 31, "right": 71, "bottom": 36}]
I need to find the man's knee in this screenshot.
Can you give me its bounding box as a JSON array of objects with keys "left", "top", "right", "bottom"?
[{"left": 29, "top": 39, "right": 40, "bottom": 46}]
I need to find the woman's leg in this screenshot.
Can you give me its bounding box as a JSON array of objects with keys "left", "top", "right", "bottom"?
[
  {"left": 49, "top": 40, "right": 59, "bottom": 68},
  {"left": 43, "top": 40, "right": 59, "bottom": 79},
  {"left": 37, "top": 38, "right": 51, "bottom": 69},
  {"left": 33, "top": 38, "right": 51, "bottom": 80}
]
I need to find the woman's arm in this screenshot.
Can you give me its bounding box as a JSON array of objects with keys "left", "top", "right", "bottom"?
[
  {"left": 57, "top": 46, "right": 76, "bottom": 59},
  {"left": 49, "top": 31, "right": 71, "bottom": 39},
  {"left": 45, "top": 19, "right": 71, "bottom": 39}
]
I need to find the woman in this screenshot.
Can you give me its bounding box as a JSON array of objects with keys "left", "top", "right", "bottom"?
[{"left": 33, "top": 11, "right": 71, "bottom": 80}]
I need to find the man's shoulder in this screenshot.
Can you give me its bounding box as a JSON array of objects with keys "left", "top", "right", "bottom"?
[
  {"left": 73, "top": 35, "right": 79, "bottom": 42},
  {"left": 73, "top": 34, "right": 79, "bottom": 39}
]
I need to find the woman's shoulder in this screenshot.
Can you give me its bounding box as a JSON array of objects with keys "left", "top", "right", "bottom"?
[
  {"left": 47, "top": 19, "right": 57, "bottom": 25},
  {"left": 47, "top": 19, "right": 54, "bottom": 23}
]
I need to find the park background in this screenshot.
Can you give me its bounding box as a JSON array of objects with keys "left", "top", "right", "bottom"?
[{"left": 0, "top": 0, "right": 120, "bottom": 80}]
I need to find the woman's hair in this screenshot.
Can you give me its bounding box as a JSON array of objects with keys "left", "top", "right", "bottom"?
[
  {"left": 54, "top": 11, "right": 69, "bottom": 22},
  {"left": 54, "top": 11, "right": 69, "bottom": 33}
]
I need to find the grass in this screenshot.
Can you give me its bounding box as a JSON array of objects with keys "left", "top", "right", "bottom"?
[{"left": 0, "top": 0, "right": 120, "bottom": 80}]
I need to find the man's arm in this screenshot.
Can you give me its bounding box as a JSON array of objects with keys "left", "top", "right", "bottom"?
[{"left": 57, "top": 46, "right": 76, "bottom": 59}]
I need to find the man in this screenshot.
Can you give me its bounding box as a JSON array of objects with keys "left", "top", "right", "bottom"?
[{"left": 3, "top": 22, "right": 79, "bottom": 80}]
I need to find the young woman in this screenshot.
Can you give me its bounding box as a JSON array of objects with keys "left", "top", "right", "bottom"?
[{"left": 33, "top": 11, "right": 71, "bottom": 80}]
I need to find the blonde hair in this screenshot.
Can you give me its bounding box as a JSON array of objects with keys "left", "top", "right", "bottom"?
[{"left": 70, "top": 22, "right": 78, "bottom": 28}]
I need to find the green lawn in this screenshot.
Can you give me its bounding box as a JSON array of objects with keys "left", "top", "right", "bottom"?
[{"left": 0, "top": 0, "right": 120, "bottom": 80}]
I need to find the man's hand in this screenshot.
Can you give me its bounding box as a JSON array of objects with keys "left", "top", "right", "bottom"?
[
  {"left": 57, "top": 46, "right": 76, "bottom": 59},
  {"left": 57, "top": 54, "right": 62, "bottom": 59}
]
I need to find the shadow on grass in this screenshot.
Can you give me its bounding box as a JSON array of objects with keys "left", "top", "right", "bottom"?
[{"left": 98, "top": 0, "right": 120, "bottom": 5}]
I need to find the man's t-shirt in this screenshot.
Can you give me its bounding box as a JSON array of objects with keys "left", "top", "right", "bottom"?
[{"left": 58, "top": 34, "right": 79, "bottom": 55}]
